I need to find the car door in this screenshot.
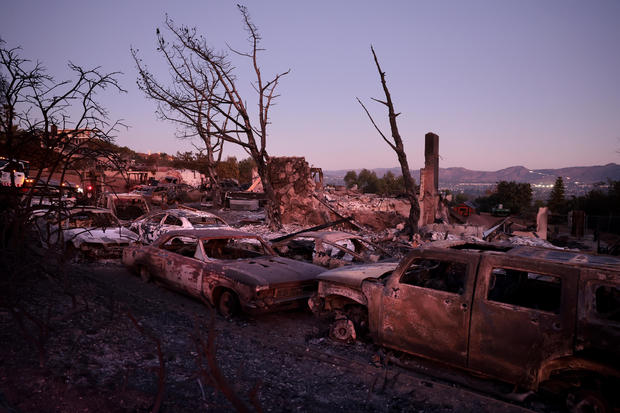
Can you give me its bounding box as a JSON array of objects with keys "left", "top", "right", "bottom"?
[
  {"left": 159, "top": 234, "right": 203, "bottom": 296},
  {"left": 159, "top": 213, "right": 183, "bottom": 236},
  {"left": 468, "top": 255, "right": 578, "bottom": 386},
  {"left": 139, "top": 213, "right": 166, "bottom": 243},
  {"left": 378, "top": 250, "right": 479, "bottom": 367}
]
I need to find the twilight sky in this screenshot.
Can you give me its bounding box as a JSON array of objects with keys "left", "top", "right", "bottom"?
[{"left": 2, "top": 0, "right": 619, "bottom": 171}]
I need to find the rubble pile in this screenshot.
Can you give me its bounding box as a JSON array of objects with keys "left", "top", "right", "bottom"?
[
  {"left": 268, "top": 157, "right": 327, "bottom": 225},
  {"left": 322, "top": 188, "right": 409, "bottom": 231}
]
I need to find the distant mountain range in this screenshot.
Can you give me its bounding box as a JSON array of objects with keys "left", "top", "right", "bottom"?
[{"left": 323, "top": 163, "right": 620, "bottom": 186}]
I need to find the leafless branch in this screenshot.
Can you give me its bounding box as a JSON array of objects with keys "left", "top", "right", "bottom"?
[
  {"left": 133, "top": 7, "right": 288, "bottom": 228},
  {"left": 191, "top": 314, "right": 262, "bottom": 413},
  {"left": 356, "top": 97, "right": 396, "bottom": 152},
  {"left": 127, "top": 312, "right": 166, "bottom": 413}
]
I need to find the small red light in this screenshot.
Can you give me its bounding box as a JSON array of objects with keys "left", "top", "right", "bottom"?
[{"left": 87, "top": 185, "right": 93, "bottom": 191}]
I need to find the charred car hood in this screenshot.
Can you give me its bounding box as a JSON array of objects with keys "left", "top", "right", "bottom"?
[
  {"left": 221, "top": 256, "right": 323, "bottom": 286},
  {"left": 65, "top": 227, "right": 138, "bottom": 247},
  {"left": 317, "top": 262, "right": 399, "bottom": 288}
]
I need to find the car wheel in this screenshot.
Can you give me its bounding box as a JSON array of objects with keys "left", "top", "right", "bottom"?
[
  {"left": 140, "top": 266, "right": 151, "bottom": 283},
  {"left": 568, "top": 389, "right": 610, "bottom": 413},
  {"left": 345, "top": 304, "right": 369, "bottom": 337},
  {"left": 217, "top": 290, "right": 240, "bottom": 317},
  {"left": 329, "top": 318, "right": 356, "bottom": 342}
]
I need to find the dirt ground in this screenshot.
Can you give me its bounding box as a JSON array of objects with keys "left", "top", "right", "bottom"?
[{"left": 0, "top": 256, "right": 567, "bottom": 413}]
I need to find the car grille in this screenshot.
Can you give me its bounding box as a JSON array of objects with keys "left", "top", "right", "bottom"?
[{"left": 274, "top": 283, "right": 315, "bottom": 299}]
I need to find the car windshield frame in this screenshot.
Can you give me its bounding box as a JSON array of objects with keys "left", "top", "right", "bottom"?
[
  {"left": 64, "top": 211, "right": 120, "bottom": 229},
  {"left": 198, "top": 235, "right": 276, "bottom": 259}
]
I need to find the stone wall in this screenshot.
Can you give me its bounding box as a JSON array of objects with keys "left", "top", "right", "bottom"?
[{"left": 268, "top": 157, "right": 327, "bottom": 225}]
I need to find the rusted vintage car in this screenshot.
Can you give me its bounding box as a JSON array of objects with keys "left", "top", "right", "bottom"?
[
  {"left": 129, "top": 207, "right": 229, "bottom": 243},
  {"left": 122, "top": 229, "right": 324, "bottom": 316},
  {"left": 311, "top": 242, "right": 620, "bottom": 410},
  {"left": 271, "top": 231, "right": 392, "bottom": 268},
  {"left": 31, "top": 206, "right": 139, "bottom": 259}
]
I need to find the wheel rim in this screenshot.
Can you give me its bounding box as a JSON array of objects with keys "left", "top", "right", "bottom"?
[{"left": 330, "top": 319, "right": 356, "bottom": 342}]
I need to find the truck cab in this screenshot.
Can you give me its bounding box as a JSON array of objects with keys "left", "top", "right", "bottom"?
[{"left": 313, "top": 242, "right": 620, "bottom": 410}]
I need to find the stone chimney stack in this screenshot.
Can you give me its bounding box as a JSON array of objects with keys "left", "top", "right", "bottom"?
[{"left": 418, "top": 132, "right": 440, "bottom": 227}]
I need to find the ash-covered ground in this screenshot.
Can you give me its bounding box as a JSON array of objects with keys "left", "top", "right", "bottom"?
[{"left": 1, "top": 256, "right": 563, "bottom": 412}]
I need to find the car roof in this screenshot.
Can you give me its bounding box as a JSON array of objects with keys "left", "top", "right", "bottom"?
[
  {"left": 165, "top": 208, "right": 223, "bottom": 219},
  {"left": 423, "top": 241, "right": 620, "bottom": 271},
  {"left": 68, "top": 206, "right": 113, "bottom": 214},
  {"left": 506, "top": 246, "right": 620, "bottom": 270},
  {"left": 107, "top": 193, "right": 146, "bottom": 199},
  {"left": 141, "top": 208, "right": 222, "bottom": 219},
  {"left": 157, "top": 228, "right": 263, "bottom": 240}
]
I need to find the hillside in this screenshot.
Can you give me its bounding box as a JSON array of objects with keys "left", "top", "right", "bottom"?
[{"left": 324, "top": 163, "right": 620, "bottom": 186}]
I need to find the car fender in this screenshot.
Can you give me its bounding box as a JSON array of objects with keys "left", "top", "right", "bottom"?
[{"left": 319, "top": 281, "right": 368, "bottom": 307}]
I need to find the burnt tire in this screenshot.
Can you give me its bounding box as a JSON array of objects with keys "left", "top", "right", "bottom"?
[
  {"left": 329, "top": 318, "right": 357, "bottom": 342},
  {"left": 345, "top": 305, "right": 369, "bottom": 338},
  {"left": 139, "top": 266, "right": 151, "bottom": 283},
  {"left": 217, "top": 290, "right": 240, "bottom": 318}
]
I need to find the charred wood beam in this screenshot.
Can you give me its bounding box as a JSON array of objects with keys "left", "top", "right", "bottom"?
[
  {"left": 312, "top": 194, "right": 365, "bottom": 231},
  {"left": 269, "top": 217, "right": 352, "bottom": 243}
]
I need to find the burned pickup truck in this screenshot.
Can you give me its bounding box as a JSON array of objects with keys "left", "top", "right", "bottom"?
[{"left": 311, "top": 242, "right": 620, "bottom": 410}]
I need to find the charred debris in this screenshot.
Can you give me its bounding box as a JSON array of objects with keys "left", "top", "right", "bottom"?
[{"left": 3, "top": 134, "right": 620, "bottom": 411}]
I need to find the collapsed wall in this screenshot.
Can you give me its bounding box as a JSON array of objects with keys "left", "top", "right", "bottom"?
[
  {"left": 268, "top": 157, "right": 327, "bottom": 225},
  {"left": 267, "top": 156, "right": 412, "bottom": 230}
]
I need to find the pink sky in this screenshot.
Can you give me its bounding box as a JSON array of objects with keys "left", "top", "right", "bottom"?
[{"left": 2, "top": 0, "right": 619, "bottom": 171}]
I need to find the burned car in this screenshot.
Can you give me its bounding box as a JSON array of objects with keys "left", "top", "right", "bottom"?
[
  {"left": 122, "top": 229, "right": 324, "bottom": 316},
  {"left": 271, "top": 231, "right": 392, "bottom": 268},
  {"left": 131, "top": 184, "right": 168, "bottom": 205},
  {"left": 100, "top": 192, "right": 150, "bottom": 224},
  {"left": 32, "top": 206, "right": 138, "bottom": 259},
  {"left": 25, "top": 180, "right": 77, "bottom": 208},
  {"left": 311, "top": 242, "right": 620, "bottom": 410},
  {"left": 129, "top": 207, "right": 229, "bottom": 243}
]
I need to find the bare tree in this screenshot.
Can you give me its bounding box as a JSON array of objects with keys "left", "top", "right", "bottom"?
[
  {"left": 132, "top": 24, "right": 228, "bottom": 207},
  {"left": 133, "top": 6, "right": 289, "bottom": 229},
  {"left": 357, "top": 46, "right": 419, "bottom": 233},
  {"left": 1, "top": 40, "right": 126, "bottom": 209},
  {"left": 1, "top": 38, "right": 126, "bottom": 308}
]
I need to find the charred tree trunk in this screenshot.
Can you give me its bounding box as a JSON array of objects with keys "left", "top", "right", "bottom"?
[
  {"left": 206, "top": 165, "right": 222, "bottom": 208},
  {"left": 358, "top": 46, "right": 419, "bottom": 234},
  {"left": 252, "top": 154, "right": 281, "bottom": 230}
]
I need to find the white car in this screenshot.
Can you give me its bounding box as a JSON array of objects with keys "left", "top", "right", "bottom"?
[
  {"left": 32, "top": 206, "right": 138, "bottom": 259},
  {"left": 0, "top": 158, "right": 26, "bottom": 187},
  {"left": 130, "top": 207, "right": 229, "bottom": 244}
]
